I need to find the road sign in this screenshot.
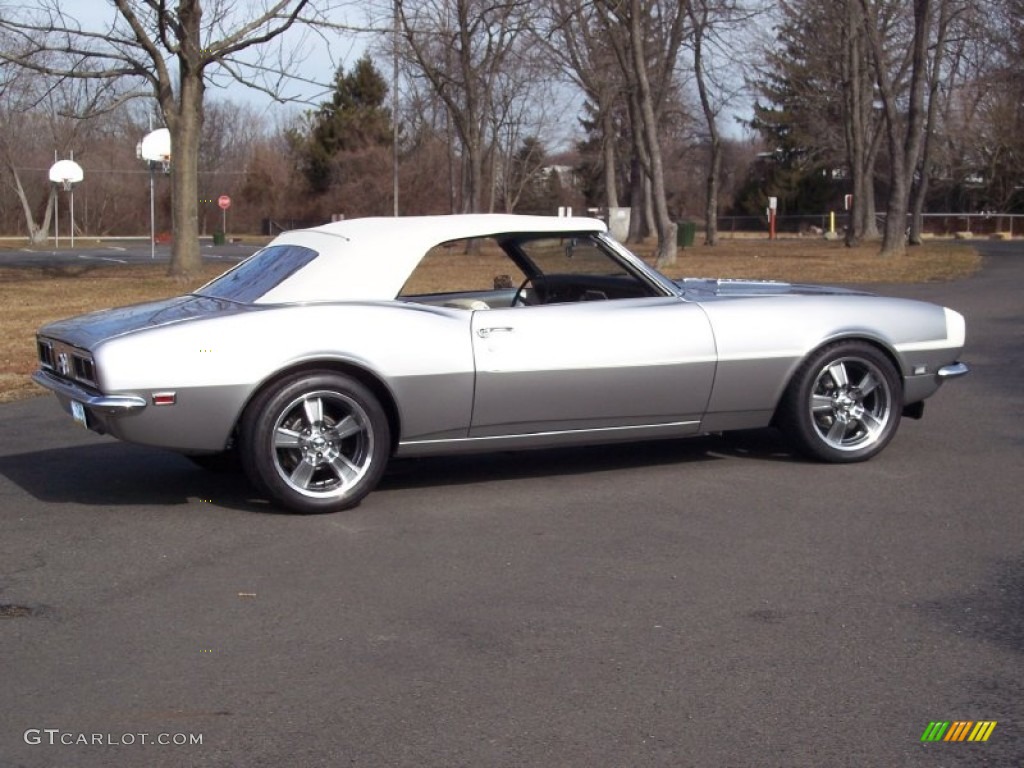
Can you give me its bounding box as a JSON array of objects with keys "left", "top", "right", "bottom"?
[{"left": 218, "top": 195, "right": 231, "bottom": 210}]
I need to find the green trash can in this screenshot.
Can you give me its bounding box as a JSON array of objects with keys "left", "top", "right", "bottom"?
[
  {"left": 212, "top": 230, "right": 226, "bottom": 245},
  {"left": 677, "top": 221, "right": 697, "bottom": 247}
]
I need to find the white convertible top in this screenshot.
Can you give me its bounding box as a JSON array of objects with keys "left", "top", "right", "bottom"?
[{"left": 255, "top": 214, "right": 608, "bottom": 304}]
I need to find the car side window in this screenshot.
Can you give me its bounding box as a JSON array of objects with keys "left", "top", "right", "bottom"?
[
  {"left": 398, "top": 232, "right": 660, "bottom": 309},
  {"left": 398, "top": 237, "right": 525, "bottom": 308},
  {"left": 512, "top": 235, "right": 659, "bottom": 303}
]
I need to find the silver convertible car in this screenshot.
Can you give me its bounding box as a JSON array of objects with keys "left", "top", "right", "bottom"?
[{"left": 34, "top": 214, "right": 968, "bottom": 513}]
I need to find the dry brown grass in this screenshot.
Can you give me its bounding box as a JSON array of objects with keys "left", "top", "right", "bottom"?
[
  {"left": 1, "top": 238, "right": 981, "bottom": 403},
  {"left": 641, "top": 237, "right": 981, "bottom": 283},
  {"left": 1, "top": 262, "right": 227, "bottom": 403}
]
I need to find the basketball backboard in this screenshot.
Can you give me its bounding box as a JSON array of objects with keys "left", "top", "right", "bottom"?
[{"left": 49, "top": 159, "right": 84, "bottom": 190}]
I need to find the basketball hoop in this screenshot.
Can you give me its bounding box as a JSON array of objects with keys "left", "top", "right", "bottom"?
[
  {"left": 139, "top": 128, "right": 172, "bottom": 259},
  {"left": 49, "top": 159, "right": 84, "bottom": 190},
  {"left": 140, "top": 128, "right": 172, "bottom": 169},
  {"left": 48, "top": 158, "right": 85, "bottom": 248}
]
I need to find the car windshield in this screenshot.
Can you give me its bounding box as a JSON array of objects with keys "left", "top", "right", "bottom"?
[{"left": 195, "top": 245, "right": 319, "bottom": 303}]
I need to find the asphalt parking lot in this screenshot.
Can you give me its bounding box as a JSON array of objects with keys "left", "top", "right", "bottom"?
[
  {"left": 0, "top": 239, "right": 259, "bottom": 267},
  {"left": 1, "top": 242, "right": 1021, "bottom": 767}
]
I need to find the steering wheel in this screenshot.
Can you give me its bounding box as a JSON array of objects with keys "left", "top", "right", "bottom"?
[{"left": 512, "top": 276, "right": 541, "bottom": 307}]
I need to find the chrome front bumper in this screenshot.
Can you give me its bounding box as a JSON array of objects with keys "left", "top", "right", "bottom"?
[
  {"left": 937, "top": 362, "right": 970, "bottom": 379},
  {"left": 32, "top": 369, "right": 146, "bottom": 414}
]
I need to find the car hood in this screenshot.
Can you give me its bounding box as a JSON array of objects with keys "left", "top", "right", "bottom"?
[
  {"left": 37, "top": 295, "right": 252, "bottom": 349},
  {"left": 676, "top": 278, "right": 874, "bottom": 299}
]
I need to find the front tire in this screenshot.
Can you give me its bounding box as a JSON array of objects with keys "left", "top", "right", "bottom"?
[
  {"left": 778, "top": 342, "right": 902, "bottom": 463},
  {"left": 240, "top": 372, "right": 391, "bottom": 513}
]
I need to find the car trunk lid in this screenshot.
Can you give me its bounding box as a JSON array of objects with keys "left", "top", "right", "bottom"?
[{"left": 37, "top": 295, "right": 253, "bottom": 349}]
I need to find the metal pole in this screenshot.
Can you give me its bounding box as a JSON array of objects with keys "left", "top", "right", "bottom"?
[
  {"left": 70, "top": 151, "right": 76, "bottom": 248},
  {"left": 392, "top": 0, "right": 400, "bottom": 217},
  {"left": 150, "top": 166, "right": 156, "bottom": 259},
  {"left": 52, "top": 151, "right": 58, "bottom": 249}
]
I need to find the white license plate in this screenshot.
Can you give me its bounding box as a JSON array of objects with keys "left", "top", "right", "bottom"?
[{"left": 70, "top": 400, "right": 87, "bottom": 428}]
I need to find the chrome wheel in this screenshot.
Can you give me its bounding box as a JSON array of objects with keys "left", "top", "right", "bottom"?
[
  {"left": 778, "top": 342, "right": 903, "bottom": 463},
  {"left": 272, "top": 390, "right": 375, "bottom": 498},
  {"left": 241, "top": 372, "right": 390, "bottom": 513},
  {"left": 808, "top": 356, "right": 893, "bottom": 452}
]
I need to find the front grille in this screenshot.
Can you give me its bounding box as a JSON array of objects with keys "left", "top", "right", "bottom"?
[
  {"left": 37, "top": 337, "right": 98, "bottom": 388},
  {"left": 37, "top": 339, "right": 54, "bottom": 369},
  {"left": 73, "top": 356, "right": 96, "bottom": 386}
]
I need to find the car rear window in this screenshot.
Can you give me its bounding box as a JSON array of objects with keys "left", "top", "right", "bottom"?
[{"left": 195, "top": 245, "right": 319, "bottom": 303}]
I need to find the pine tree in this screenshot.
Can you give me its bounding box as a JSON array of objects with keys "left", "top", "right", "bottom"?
[{"left": 292, "top": 55, "right": 392, "bottom": 195}]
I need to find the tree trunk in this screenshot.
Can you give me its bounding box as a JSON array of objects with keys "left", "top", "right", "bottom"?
[
  {"left": 160, "top": 0, "right": 205, "bottom": 279},
  {"left": 602, "top": 109, "right": 620, "bottom": 210},
  {"left": 704, "top": 144, "right": 721, "bottom": 246},
  {"left": 910, "top": 0, "right": 951, "bottom": 245},
  {"left": 862, "top": 0, "right": 932, "bottom": 257},
  {"left": 166, "top": 76, "right": 204, "bottom": 278},
  {"left": 843, "top": 0, "right": 870, "bottom": 245},
  {"left": 862, "top": 132, "right": 882, "bottom": 240},
  {"left": 643, "top": 175, "right": 657, "bottom": 238},
  {"left": 690, "top": 4, "right": 720, "bottom": 247},
  {"left": 629, "top": 0, "right": 676, "bottom": 266},
  {"left": 627, "top": 145, "right": 648, "bottom": 242},
  {"left": 11, "top": 166, "right": 54, "bottom": 244},
  {"left": 625, "top": 85, "right": 651, "bottom": 243}
]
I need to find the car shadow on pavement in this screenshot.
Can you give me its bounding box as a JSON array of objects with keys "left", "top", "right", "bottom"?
[
  {"left": 378, "top": 428, "right": 798, "bottom": 492},
  {"left": 0, "top": 429, "right": 797, "bottom": 513},
  {"left": 0, "top": 441, "right": 270, "bottom": 514}
]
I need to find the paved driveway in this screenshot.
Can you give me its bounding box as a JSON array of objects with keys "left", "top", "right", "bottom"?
[
  {"left": 0, "top": 240, "right": 258, "bottom": 268},
  {"left": 1, "top": 243, "right": 1020, "bottom": 767}
]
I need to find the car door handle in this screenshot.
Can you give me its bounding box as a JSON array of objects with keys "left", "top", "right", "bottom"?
[{"left": 476, "top": 326, "right": 515, "bottom": 338}]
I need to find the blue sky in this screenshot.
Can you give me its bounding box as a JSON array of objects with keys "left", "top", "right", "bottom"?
[{"left": 46, "top": 0, "right": 374, "bottom": 112}]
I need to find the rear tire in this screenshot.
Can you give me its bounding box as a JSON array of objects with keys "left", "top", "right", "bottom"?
[
  {"left": 778, "top": 342, "right": 902, "bottom": 463},
  {"left": 239, "top": 372, "right": 391, "bottom": 513}
]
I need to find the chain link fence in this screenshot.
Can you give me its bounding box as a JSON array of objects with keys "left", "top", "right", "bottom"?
[{"left": 714, "top": 213, "right": 1023, "bottom": 238}]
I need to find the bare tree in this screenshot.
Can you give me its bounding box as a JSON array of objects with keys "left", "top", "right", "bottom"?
[
  {"left": 396, "top": 0, "right": 536, "bottom": 215},
  {"left": 484, "top": 47, "right": 565, "bottom": 213},
  {"left": 0, "top": 1, "right": 353, "bottom": 277},
  {"left": 908, "top": 0, "right": 965, "bottom": 243},
  {"left": 0, "top": 66, "right": 55, "bottom": 243},
  {"left": 391, "top": 74, "right": 459, "bottom": 213},
  {"left": 840, "top": 0, "right": 882, "bottom": 244},
  {"left": 967, "top": 0, "right": 1024, "bottom": 217},
  {"left": 628, "top": 0, "right": 677, "bottom": 262},
  {"left": 595, "top": 0, "right": 686, "bottom": 265},
  {"left": 859, "top": 0, "right": 935, "bottom": 256},
  {"left": 685, "top": 0, "right": 759, "bottom": 246},
  {"left": 0, "top": 60, "right": 118, "bottom": 242},
  {"left": 541, "top": 0, "right": 627, "bottom": 212}
]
